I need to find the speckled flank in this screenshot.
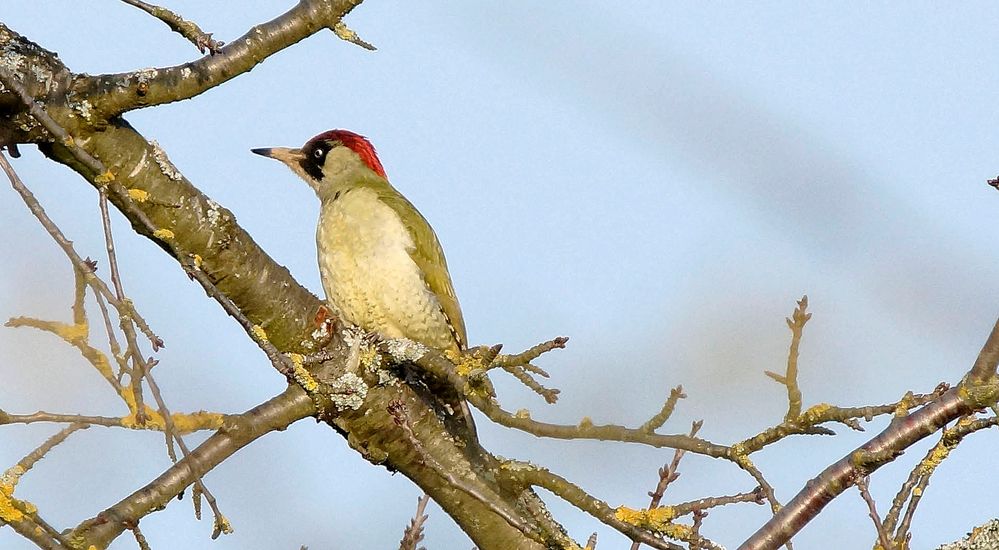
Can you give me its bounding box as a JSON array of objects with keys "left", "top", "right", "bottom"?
[{"left": 317, "top": 187, "right": 455, "bottom": 350}]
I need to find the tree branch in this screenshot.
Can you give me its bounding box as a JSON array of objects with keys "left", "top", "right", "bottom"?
[
  {"left": 78, "top": 0, "right": 368, "bottom": 118},
  {"left": 71, "top": 385, "right": 315, "bottom": 548},
  {"left": 738, "top": 317, "right": 999, "bottom": 550},
  {"left": 120, "top": 0, "right": 224, "bottom": 54}
]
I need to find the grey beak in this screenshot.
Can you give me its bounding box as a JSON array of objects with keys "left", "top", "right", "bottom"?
[{"left": 251, "top": 147, "right": 304, "bottom": 164}]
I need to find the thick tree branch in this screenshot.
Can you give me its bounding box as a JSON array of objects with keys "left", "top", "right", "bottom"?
[
  {"left": 968, "top": 318, "right": 999, "bottom": 383},
  {"left": 77, "top": 0, "right": 368, "bottom": 118}
]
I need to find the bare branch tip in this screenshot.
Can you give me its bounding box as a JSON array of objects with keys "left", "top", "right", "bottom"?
[
  {"left": 764, "top": 370, "right": 787, "bottom": 384},
  {"left": 332, "top": 21, "right": 377, "bottom": 51}
]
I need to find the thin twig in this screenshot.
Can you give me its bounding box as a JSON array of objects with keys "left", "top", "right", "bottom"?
[
  {"left": 671, "top": 487, "right": 766, "bottom": 517},
  {"left": 1, "top": 424, "right": 88, "bottom": 549},
  {"left": 5, "top": 315, "right": 126, "bottom": 393},
  {"left": 501, "top": 364, "right": 560, "bottom": 403},
  {"left": 3, "top": 141, "right": 234, "bottom": 533},
  {"left": 887, "top": 414, "right": 999, "bottom": 546},
  {"left": 633, "top": 420, "right": 702, "bottom": 550},
  {"left": 640, "top": 386, "right": 686, "bottom": 433},
  {"left": 141, "top": 359, "right": 231, "bottom": 537},
  {"left": 0, "top": 410, "right": 223, "bottom": 432},
  {"left": 89, "top": 276, "right": 130, "bottom": 381},
  {"left": 739, "top": 317, "right": 999, "bottom": 550},
  {"left": 854, "top": 476, "right": 893, "bottom": 550},
  {"left": 98, "top": 189, "right": 149, "bottom": 424},
  {"left": 492, "top": 336, "right": 569, "bottom": 368},
  {"left": 0, "top": 134, "right": 160, "bottom": 351},
  {"left": 737, "top": 383, "right": 950, "bottom": 454},
  {"left": 467, "top": 338, "right": 567, "bottom": 402},
  {"left": 331, "top": 21, "right": 376, "bottom": 50},
  {"left": 416, "top": 349, "right": 731, "bottom": 457},
  {"left": 8, "top": 423, "right": 89, "bottom": 476},
  {"left": 510, "top": 463, "right": 687, "bottom": 550},
  {"left": 129, "top": 521, "right": 152, "bottom": 550},
  {"left": 120, "top": 0, "right": 223, "bottom": 54},
  {"left": 728, "top": 453, "right": 782, "bottom": 517},
  {"left": 690, "top": 510, "right": 706, "bottom": 550},
  {"left": 398, "top": 494, "right": 430, "bottom": 550},
  {"left": 763, "top": 295, "right": 810, "bottom": 421}
]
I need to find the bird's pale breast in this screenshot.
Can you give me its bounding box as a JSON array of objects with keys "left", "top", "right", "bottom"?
[{"left": 316, "top": 187, "right": 455, "bottom": 350}]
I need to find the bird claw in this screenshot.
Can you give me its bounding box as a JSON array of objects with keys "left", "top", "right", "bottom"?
[{"left": 346, "top": 332, "right": 363, "bottom": 372}]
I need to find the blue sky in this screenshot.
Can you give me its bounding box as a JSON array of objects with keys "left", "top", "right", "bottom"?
[{"left": 2, "top": 2, "right": 998, "bottom": 548}]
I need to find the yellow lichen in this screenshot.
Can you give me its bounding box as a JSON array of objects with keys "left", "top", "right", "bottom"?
[
  {"left": 215, "top": 513, "right": 234, "bottom": 535},
  {"left": 152, "top": 228, "right": 174, "bottom": 240},
  {"left": 286, "top": 353, "right": 319, "bottom": 393},
  {"left": 0, "top": 493, "right": 24, "bottom": 523},
  {"left": 120, "top": 389, "right": 137, "bottom": 414},
  {"left": 661, "top": 522, "right": 694, "bottom": 540},
  {"left": 894, "top": 391, "right": 915, "bottom": 417},
  {"left": 446, "top": 349, "right": 478, "bottom": 377},
  {"left": 120, "top": 407, "right": 223, "bottom": 433},
  {"left": 94, "top": 170, "right": 115, "bottom": 184},
  {"left": 127, "top": 188, "right": 150, "bottom": 202},
  {"left": 0, "top": 466, "right": 26, "bottom": 523},
  {"left": 918, "top": 443, "right": 951, "bottom": 475},
  {"left": 54, "top": 321, "right": 88, "bottom": 343},
  {"left": 62, "top": 136, "right": 75, "bottom": 147},
  {"left": 250, "top": 325, "right": 268, "bottom": 342},
  {"left": 614, "top": 505, "right": 678, "bottom": 532},
  {"left": 192, "top": 254, "right": 203, "bottom": 270},
  {"left": 800, "top": 402, "right": 833, "bottom": 423},
  {"left": 729, "top": 442, "right": 747, "bottom": 458},
  {"left": 912, "top": 486, "right": 922, "bottom": 497},
  {"left": 730, "top": 450, "right": 761, "bottom": 478},
  {"left": 91, "top": 353, "right": 115, "bottom": 381},
  {"left": 170, "top": 411, "right": 225, "bottom": 434},
  {"left": 514, "top": 408, "right": 531, "bottom": 419},
  {"left": 578, "top": 416, "right": 593, "bottom": 429},
  {"left": 294, "top": 364, "right": 319, "bottom": 393},
  {"left": 120, "top": 405, "right": 161, "bottom": 429}
]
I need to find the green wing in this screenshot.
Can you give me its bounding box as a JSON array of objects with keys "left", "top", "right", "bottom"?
[{"left": 375, "top": 185, "right": 468, "bottom": 350}]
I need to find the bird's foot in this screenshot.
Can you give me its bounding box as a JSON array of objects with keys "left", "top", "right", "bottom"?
[{"left": 346, "top": 331, "right": 363, "bottom": 372}]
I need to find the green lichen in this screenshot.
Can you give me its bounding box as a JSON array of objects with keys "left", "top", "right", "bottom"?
[
  {"left": 329, "top": 372, "right": 367, "bottom": 411},
  {"left": 385, "top": 338, "right": 427, "bottom": 362}
]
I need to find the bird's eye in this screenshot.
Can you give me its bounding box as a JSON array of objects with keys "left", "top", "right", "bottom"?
[{"left": 314, "top": 147, "right": 324, "bottom": 159}]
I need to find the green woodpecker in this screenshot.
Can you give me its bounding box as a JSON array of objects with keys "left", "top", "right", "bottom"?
[{"left": 251, "top": 130, "right": 475, "bottom": 435}]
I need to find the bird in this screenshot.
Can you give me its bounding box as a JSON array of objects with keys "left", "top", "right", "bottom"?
[{"left": 251, "top": 130, "right": 475, "bottom": 438}]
